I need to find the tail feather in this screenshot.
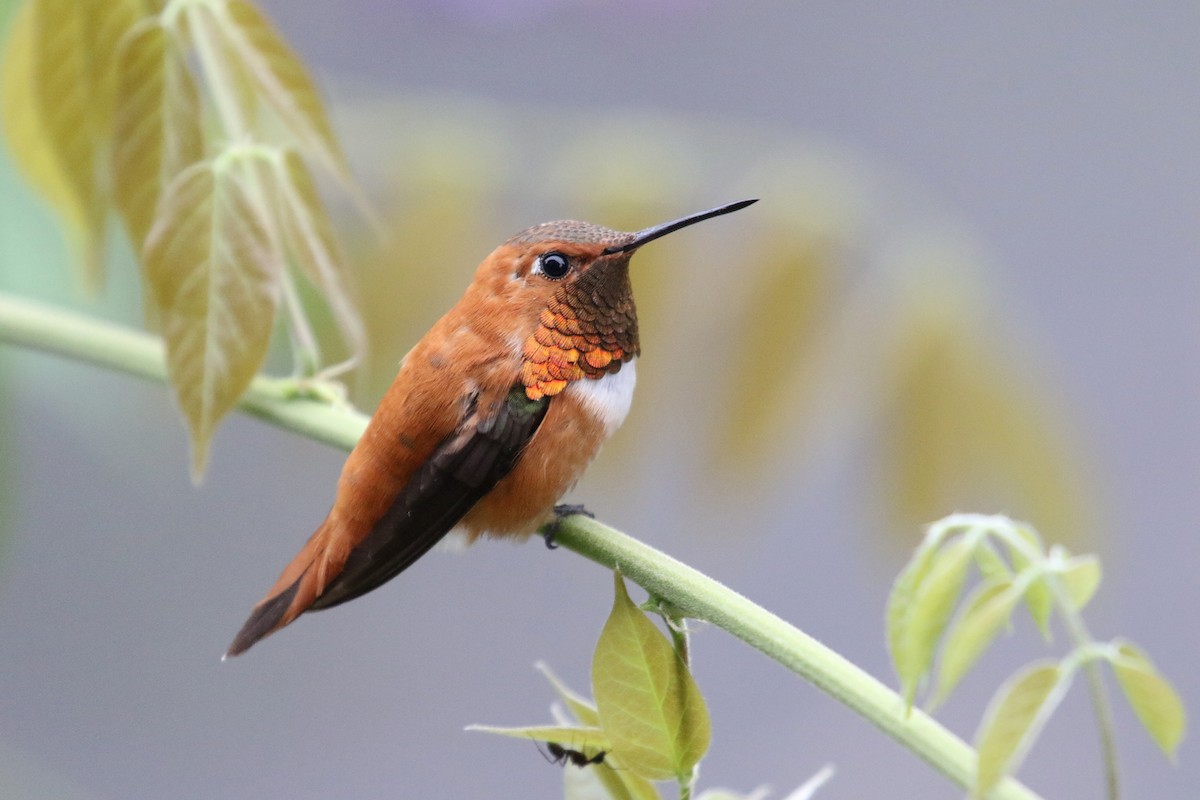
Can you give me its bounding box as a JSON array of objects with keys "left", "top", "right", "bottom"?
[
  {"left": 224, "top": 518, "right": 345, "bottom": 658},
  {"left": 225, "top": 574, "right": 305, "bottom": 657}
]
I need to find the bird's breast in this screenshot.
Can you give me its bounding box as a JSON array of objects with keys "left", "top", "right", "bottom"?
[
  {"left": 458, "top": 360, "right": 637, "bottom": 540},
  {"left": 565, "top": 358, "right": 637, "bottom": 436}
]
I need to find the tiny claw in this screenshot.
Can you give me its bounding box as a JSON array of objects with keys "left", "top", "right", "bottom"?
[{"left": 543, "top": 504, "right": 595, "bottom": 549}]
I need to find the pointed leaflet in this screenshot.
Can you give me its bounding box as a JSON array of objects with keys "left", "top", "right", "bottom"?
[
  {"left": 144, "top": 160, "right": 283, "bottom": 479},
  {"left": 973, "top": 540, "right": 1013, "bottom": 583},
  {"left": 932, "top": 579, "right": 1021, "bottom": 708},
  {"left": 1110, "top": 640, "right": 1186, "bottom": 759},
  {"left": 1058, "top": 554, "right": 1101, "bottom": 612},
  {"left": 889, "top": 533, "right": 975, "bottom": 708},
  {"left": 534, "top": 663, "right": 661, "bottom": 800},
  {"left": 85, "top": 0, "right": 155, "bottom": 135},
  {"left": 216, "top": 0, "right": 349, "bottom": 180},
  {"left": 973, "top": 661, "right": 1067, "bottom": 799},
  {"left": 465, "top": 724, "right": 610, "bottom": 753},
  {"left": 273, "top": 150, "right": 366, "bottom": 362},
  {"left": 113, "top": 21, "right": 205, "bottom": 250},
  {"left": 592, "top": 573, "right": 711, "bottom": 782},
  {"left": 537, "top": 662, "right": 602, "bottom": 728},
  {"left": 1, "top": 0, "right": 104, "bottom": 286},
  {"left": 1004, "top": 525, "right": 1054, "bottom": 638},
  {"left": 885, "top": 525, "right": 959, "bottom": 696}
]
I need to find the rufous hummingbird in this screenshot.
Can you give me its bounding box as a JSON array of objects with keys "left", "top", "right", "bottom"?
[{"left": 226, "top": 199, "right": 757, "bottom": 657}]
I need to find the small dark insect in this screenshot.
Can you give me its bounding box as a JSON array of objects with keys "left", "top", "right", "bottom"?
[{"left": 540, "top": 741, "right": 607, "bottom": 767}]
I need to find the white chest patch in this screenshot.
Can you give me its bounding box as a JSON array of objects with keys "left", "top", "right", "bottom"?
[{"left": 568, "top": 359, "right": 637, "bottom": 436}]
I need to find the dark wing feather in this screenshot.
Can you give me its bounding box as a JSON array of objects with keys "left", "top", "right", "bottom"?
[{"left": 307, "top": 386, "right": 550, "bottom": 611}]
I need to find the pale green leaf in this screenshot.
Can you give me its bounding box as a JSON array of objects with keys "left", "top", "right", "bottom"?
[
  {"left": 113, "top": 21, "right": 205, "bottom": 249},
  {"left": 933, "top": 580, "right": 1021, "bottom": 708},
  {"left": 465, "top": 724, "right": 609, "bottom": 752},
  {"left": 696, "top": 788, "right": 770, "bottom": 800},
  {"left": 562, "top": 760, "right": 619, "bottom": 800},
  {"left": 84, "top": 0, "right": 153, "bottom": 138},
  {"left": 889, "top": 534, "right": 975, "bottom": 708},
  {"left": 780, "top": 764, "right": 836, "bottom": 800},
  {"left": 1, "top": 0, "right": 105, "bottom": 286},
  {"left": 973, "top": 540, "right": 1013, "bottom": 583},
  {"left": 567, "top": 753, "right": 662, "bottom": 800},
  {"left": 1005, "top": 526, "right": 1053, "bottom": 638},
  {"left": 592, "top": 573, "right": 711, "bottom": 782},
  {"left": 537, "top": 661, "right": 601, "bottom": 728},
  {"left": 218, "top": 0, "right": 348, "bottom": 178},
  {"left": 974, "top": 661, "right": 1065, "bottom": 798},
  {"left": 143, "top": 160, "right": 283, "bottom": 479},
  {"left": 1110, "top": 640, "right": 1187, "bottom": 759},
  {"left": 1058, "top": 555, "right": 1101, "bottom": 612},
  {"left": 885, "top": 535, "right": 940, "bottom": 700},
  {"left": 272, "top": 150, "right": 366, "bottom": 363}
]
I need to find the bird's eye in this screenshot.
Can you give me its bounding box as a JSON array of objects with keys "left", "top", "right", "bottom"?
[{"left": 535, "top": 251, "right": 571, "bottom": 279}]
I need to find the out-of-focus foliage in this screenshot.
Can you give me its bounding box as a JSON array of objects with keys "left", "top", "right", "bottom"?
[
  {"left": 3, "top": 3, "right": 1094, "bottom": 530},
  {"left": 338, "top": 97, "right": 1093, "bottom": 549},
  {"left": 0, "top": 0, "right": 363, "bottom": 477},
  {"left": 886, "top": 514, "right": 1186, "bottom": 797}
]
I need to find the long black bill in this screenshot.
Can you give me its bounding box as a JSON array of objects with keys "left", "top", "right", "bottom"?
[{"left": 602, "top": 198, "right": 758, "bottom": 255}]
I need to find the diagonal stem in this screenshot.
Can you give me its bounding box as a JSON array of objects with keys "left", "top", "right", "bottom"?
[{"left": 0, "top": 292, "right": 1042, "bottom": 800}]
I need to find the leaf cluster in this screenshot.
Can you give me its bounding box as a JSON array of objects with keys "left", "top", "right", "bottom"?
[
  {"left": 887, "top": 514, "right": 1186, "bottom": 798},
  {"left": 472, "top": 573, "right": 837, "bottom": 800},
  {"left": 1, "top": 0, "right": 364, "bottom": 477}
]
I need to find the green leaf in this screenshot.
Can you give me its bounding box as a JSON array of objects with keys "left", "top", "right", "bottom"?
[
  {"left": 932, "top": 579, "right": 1021, "bottom": 708},
  {"left": 889, "top": 534, "right": 975, "bottom": 708},
  {"left": 113, "top": 21, "right": 205, "bottom": 249},
  {"left": 1110, "top": 640, "right": 1186, "bottom": 760},
  {"left": 143, "top": 158, "right": 283, "bottom": 479},
  {"left": 536, "top": 661, "right": 601, "bottom": 728},
  {"left": 217, "top": 0, "right": 349, "bottom": 179},
  {"left": 974, "top": 661, "right": 1065, "bottom": 798},
  {"left": 592, "top": 572, "right": 711, "bottom": 782},
  {"left": 1004, "top": 526, "right": 1053, "bottom": 638},
  {"left": 1058, "top": 555, "right": 1101, "bottom": 612},
  {"left": 465, "top": 724, "right": 610, "bottom": 752}
]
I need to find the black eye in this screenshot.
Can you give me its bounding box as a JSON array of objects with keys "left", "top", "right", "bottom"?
[{"left": 537, "top": 251, "right": 571, "bottom": 279}]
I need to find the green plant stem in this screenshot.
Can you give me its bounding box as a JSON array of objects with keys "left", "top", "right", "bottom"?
[
  {"left": 0, "top": 292, "right": 1041, "bottom": 800},
  {"left": 0, "top": 293, "right": 368, "bottom": 452},
  {"left": 552, "top": 515, "right": 1039, "bottom": 800}
]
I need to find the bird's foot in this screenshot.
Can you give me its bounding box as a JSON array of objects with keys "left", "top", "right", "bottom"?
[{"left": 543, "top": 504, "right": 595, "bottom": 549}]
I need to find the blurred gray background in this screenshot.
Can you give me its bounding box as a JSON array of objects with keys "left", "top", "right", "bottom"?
[{"left": 0, "top": 2, "right": 1196, "bottom": 798}]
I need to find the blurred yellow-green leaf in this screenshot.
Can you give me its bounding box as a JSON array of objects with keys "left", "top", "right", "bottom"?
[
  {"left": 1, "top": 0, "right": 105, "bottom": 287},
  {"left": 218, "top": 0, "right": 348, "bottom": 180},
  {"left": 112, "top": 20, "right": 205, "bottom": 249},
  {"left": 881, "top": 251, "right": 1089, "bottom": 551},
  {"left": 1004, "top": 525, "right": 1054, "bottom": 639},
  {"left": 273, "top": 149, "right": 365, "bottom": 366},
  {"left": 889, "top": 533, "right": 975, "bottom": 708},
  {"left": 974, "top": 661, "right": 1065, "bottom": 799},
  {"left": 1110, "top": 640, "right": 1187, "bottom": 760},
  {"left": 711, "top": 206, "right": 839, "bottom": 471},
  {"left": 1058, "top": 554, "right": 1101, "bottom": 613},
  {"left": 592, "top": 573, "right": 711, "bottom": 782},
  {"left": 933, "top": 579, "right": 1020, "bottom": 708},
  {"left": 143, "top": 159, "right": 283, "bottom": 479}
]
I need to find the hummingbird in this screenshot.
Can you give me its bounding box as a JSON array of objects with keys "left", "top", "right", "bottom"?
[{"left": 225, "top": 198, "right": 757, "bottom": 657}]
